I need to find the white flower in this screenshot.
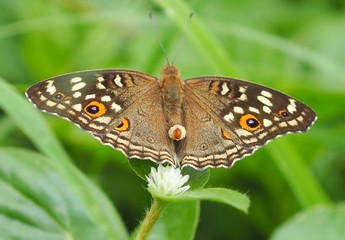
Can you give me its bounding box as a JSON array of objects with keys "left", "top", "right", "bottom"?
[{"left": 146, "top": 164, "right": 190, "bottom": 196}]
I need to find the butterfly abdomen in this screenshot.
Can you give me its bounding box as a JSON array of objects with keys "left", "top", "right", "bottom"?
[{"left": 160, "top": 65, "right": 186, "bottom": 141}]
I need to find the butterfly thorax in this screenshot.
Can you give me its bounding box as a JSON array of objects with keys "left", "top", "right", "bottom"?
[{"left": 160, "top": 65, "right": 186, "bottom": 141}]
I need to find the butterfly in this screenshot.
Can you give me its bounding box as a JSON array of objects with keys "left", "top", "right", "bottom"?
[{"left": 26, "top": 64, "right": 317, "bottom": 169}]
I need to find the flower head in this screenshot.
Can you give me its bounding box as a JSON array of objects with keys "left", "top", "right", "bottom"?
[{"left": 146, "top": 164, "right": 190, "bottom": 196}]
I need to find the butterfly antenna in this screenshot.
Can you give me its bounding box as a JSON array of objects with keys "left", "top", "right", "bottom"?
[
  {"left": 171, "top": 12, "right": 193, "bottom": 65},
  {"left": 149, "top": 12, "right": 171, "bottom": 65}
]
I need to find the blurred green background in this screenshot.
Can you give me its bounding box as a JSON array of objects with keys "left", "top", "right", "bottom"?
[{"left": 1, "top": 0, "right": 345, "bottom": 239}]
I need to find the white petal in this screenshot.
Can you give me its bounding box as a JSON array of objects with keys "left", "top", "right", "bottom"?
[{"left": 146, "top": 165, "right": 190, "bottom": 196}]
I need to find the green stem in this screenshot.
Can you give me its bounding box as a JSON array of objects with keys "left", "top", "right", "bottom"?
[{"left": 135, "top": 198, "right": 169, "bottom": 240}]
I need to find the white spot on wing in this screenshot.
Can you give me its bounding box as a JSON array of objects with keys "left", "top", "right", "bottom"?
[
  {"left": 263, "top": 106, "right": 272, "bottom": 113},
  {"left": 101, "top": 96, "right": 112, "bottom": 102},
  {"left": 71, "top": 82, "right": 86, "bottom": 91},
  {"left": 85, "top": 94, "right": 96, "bottom": 100},
  {"left": 261, "top": 90, "right": 272, "bottom": 98},
  {"left": 221, "top": 83, "right": 229, "bottom": 95},
  {"left": 288, "top": 119, "right": 298, "bottom": 126},
  {"left": 224, "top": 112, "right": 234, "bottom": 122},
  {"left": 239, "top": 86, "right": 247, "bottom": 93},
  {"left": 239, "top": 94, "right": 248, "bottom": 101},
  {"left": 289, "top": 99, "right": 297, "bottom": 107},
  {"left": 46, "top": 80, "right": 54, "bottom": 88},
  {"left": 97, "top": 76, "right": 105, "bottom": 82},
  {"left": 235, "top": 128, "right": 252, "bottom": 137},
  {"left": 257, "top": 95, "right": 272, "bottom": 106},
  {"left": 263, "top": 119, "right": 272, "bottom": 127},
  {"left": 89, "top": 123, "right": 105, "bottom": 130},
  {"left": 47, "top": 86, "right": 56, "bottom": 95},
  {"left": 72, "top": 103, "right": 82, "bottom": 112},
  {"left": 46, "top": 100, "right": 57, "bottom": 107},
  {"left": 279, "top": 122, "right": 288, "bottom": 127},
  {"left": 243, "top": 138, "right": 258, "bottom": 144},
  {"left": 249, "top": 107, "right": 260, "bottom": 114},
  {"left": 111, "top": 102, "right": 122, "bottom": 112},
  {"left": 297, "top": 116, "right": 304, "bottom": 122},
  {"left": 95, "top": 116, "right": 112, "bottom": 124},
  {"left": 78, "top": 116, "right": 88, "bottom": 124},
  {"left": 57, "top": 104, "right": 66, "bottom": 110},
  {"left": 233, "top": 106, "right": 244, "bottom": 114},
  {"left": 287, "top": 104, "right": 297, "bottom": 113},
  {"left": 259, "top": 132, "right": 268, "bottom": 139},
  {"left": 114, "top": 74, "right": 123, "bottom": 88},
  {"left": 73, "top": 91, "right": 82, "bottom": 98},
  {"left": 40, "top": 95, "right": 47, "bottom": 101},
  {"left": 96, "top": 82, "right": 106, "bottom": 90},
  {"left": 70, "top": 77, "right": 82, "bottom": 83}
]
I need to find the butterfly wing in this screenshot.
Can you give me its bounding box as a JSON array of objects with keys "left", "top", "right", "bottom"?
[
  {"left": 177, "top": 92, "right": 255, "bottom": 169},
  {"left": 179, "top": 77, "right": 317, "bottom": 168},
  {"left": 26, "top": 70, "right": 176, "bottom": 165}
]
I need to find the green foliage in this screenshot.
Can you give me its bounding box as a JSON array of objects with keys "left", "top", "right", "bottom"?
[
  {"left": 0, "top": 148, "right": 128, "bottom": 240},
  {"left": 271, "top": 204, "right": 345, "bottom": 240},
  {"left": 0, "top": 0, "right": 344, "bottom": 239}
]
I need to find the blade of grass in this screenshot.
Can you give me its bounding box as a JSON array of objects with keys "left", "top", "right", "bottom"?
[
  {"left": 153, "top": 0, "right": 242, "bottom": 76},
  {"left": 0, "top": 77, "right": 128, "bottom": 240},
  {"left": 268, "top": 140, "right": 330, "bottom": 208},
  {"left": 214, "top": 23, "right": 345, "bottom": 89}
]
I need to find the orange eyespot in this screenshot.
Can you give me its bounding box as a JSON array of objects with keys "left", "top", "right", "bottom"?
[
  {"left": 239, "top": 114, "right": 261, "bottom": 131},
  {"left": 278, "top": 109, "right": 290, "bottom": 118},
  {"left": 114, "top": 118, "right": 129, "bottom": 132},
  {"left": 84, "top": 101, "right": 107, "bottom": 117}
]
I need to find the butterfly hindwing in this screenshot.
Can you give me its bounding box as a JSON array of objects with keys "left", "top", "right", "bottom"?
[
  {"left": 92, "top": 86, "right": 176, "bottom": 165},
  {"left": 177, "top": 92, "right": 254, "bottom": 169}
]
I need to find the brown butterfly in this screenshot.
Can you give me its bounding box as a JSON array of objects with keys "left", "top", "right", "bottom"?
[{"left": 26, "top": 64, "right": 316, "bottom": 169}]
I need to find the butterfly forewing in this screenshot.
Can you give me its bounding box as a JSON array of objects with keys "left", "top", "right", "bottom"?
[
  {"left": 184, "top": 77, "right": 317, "bottom": 149},
  {"left": 26, "top": 69, "right": 176, "bottom": 165},
  {"left": 26, "top": 70, "right": 158, "bottom": 133}
]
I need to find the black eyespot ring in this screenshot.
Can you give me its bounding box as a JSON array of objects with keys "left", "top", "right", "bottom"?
[
  {"left": 53, "top": 92, "right": 65, "bottom": 100},
  {"left": 86, "top": 105, "right": 99, "bottom": 114},
  {"left": 114, "top": 118, "right": 130, "bottom": 132},
  {"left": 246, "top": 118, "right": 260, "bottom": 128},
  {"left": 84, "top": 101, "right": 107, "bottom": 117},
  {"left": 279, "top": 109, "right": 290, "bottom": 118},
  {"left": 200, "top": 143, "right": 208, "bottom": 151},
  {"left": 239, "top": 114, "right": 261, "bottom": 131}
]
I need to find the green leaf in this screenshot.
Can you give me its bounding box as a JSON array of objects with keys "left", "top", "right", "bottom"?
[
  {"left": 148, "top": 201, "right": 199, "bottom": 240},
  {"left": 270, "top": 203, "right": 345, "bottom": 240},
  {"left": 129, "top": 158, "right": 158, "bottom": 180},
  {"left": 158, "top": 188, "right": 250, "bottom": 214},
  {"left": 181, "top": 167, "right": 209, "bottom": 189},
  {"left": 0, "top": 148, "right": 127, "bottom": 240}
]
